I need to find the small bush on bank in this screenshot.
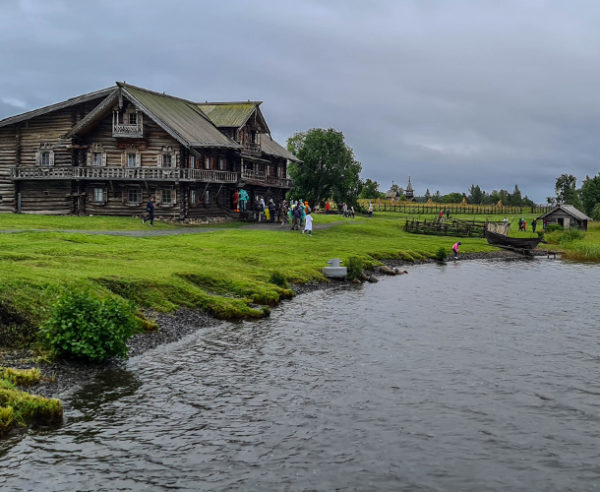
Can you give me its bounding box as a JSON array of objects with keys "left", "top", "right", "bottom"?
[
  {"left": 38, "top": 290, "right": 137, "bottom": 362},
  {"left": 346, "top": 256, "right": 364, "bottom": 281},
  {"left": 559, "top": 228, "right": 585, "bottom": 243},
  {"left": 434, "top": 247, "right": 448, "bottom": 261}
]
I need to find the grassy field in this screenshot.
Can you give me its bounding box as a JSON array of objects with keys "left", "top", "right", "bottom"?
[
  {"left": 542, "top": 221, "right": 600, "bottom": 261},
  {"left": 0, "top": 211, "right": 545, "bottom": 347}
]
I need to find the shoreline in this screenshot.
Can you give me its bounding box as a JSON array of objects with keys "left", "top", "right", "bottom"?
[{"left": 1, "top": 249, "right": 557, "bottom": 399}]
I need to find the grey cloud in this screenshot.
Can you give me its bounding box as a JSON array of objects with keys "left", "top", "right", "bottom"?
[{"left": 2, "top": 0, "right": 600, "bottom": 201}]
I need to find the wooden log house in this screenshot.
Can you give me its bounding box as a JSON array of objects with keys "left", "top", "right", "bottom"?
[{"left": 0, "top": 82, "right": 299, "bottom": 221}]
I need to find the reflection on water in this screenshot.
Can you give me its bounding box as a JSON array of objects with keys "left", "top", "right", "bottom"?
[{"left": 2, "top": 259, "right": 600, "bottom": 491}]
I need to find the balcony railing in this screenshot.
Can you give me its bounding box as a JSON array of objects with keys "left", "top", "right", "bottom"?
[
  {"left": 241, "top": 170, "right": 293, "bottom": 188},
  {"left": 113, "top": 123, "right": 144, "bottom": 138},
  {"left": 11, "top": 166, "right": 238, "bottom": 183},
  {"left": 242, "top": 141, "right": 261, "bottom": 155}
]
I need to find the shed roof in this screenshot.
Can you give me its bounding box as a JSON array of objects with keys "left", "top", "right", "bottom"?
[
  {"left": 539, "top": 204, "right": 592, "bottom": 221},
  {"left": 121, "top": 84, "right": 240, "bottom": 149},
  {"left": 260, "top": 134, "right": 301, "bottom": 162},
  {"left": 0, "top": 87, "right": 114, "bottom": 128}
]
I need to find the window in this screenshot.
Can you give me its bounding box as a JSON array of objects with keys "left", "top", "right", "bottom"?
[
  {"left": 189, "top": 155, "right": 195, "bottom": 168},
  {"left": 128, "top": 188, "right": 141, "bottom": 204},
  {"left": 161, "top": 189, "right": 172, "bottom": 204},
  {"left": 127, "top": 153, "right": 137, "bottom": 168},
  {"left": 204, "top": 157, "right": 210, "bottom": 170},
  {"left": 129, "top": 112, "right": 137, "bottom": 125},
  {"left": 190, "top": 190, "right": 197, "bottom": 205},
  {"left": 93, "top": 188, "right": 105, "bottom": 202},
  {"left": 92, "top": 152, "right": 102, "bottom": 166},
  {"left": 204, "top": 190, "right": 210, "bottom": 205},
  {"left": 162, "top": 154, "right": 172, "bottom": 167},
  {"left": 219, "top": 157, "right": 226, "bottom": 171},
  {"left": 40, "top": 151, "right": 50, "bottom": 166}
]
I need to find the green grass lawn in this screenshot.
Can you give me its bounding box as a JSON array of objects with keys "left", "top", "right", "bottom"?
[
  {"left": 0, "top": 213, "right": 179, "bottom": 230},
  {"left": 0, "top": 212, "right": 505, "bottom": 345}
]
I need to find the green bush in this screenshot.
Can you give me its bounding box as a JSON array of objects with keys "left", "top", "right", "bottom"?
[
  {"left": 345, "top": 256, "right": 364, "bottom": 281},
  {"left": 559, "top": 228, "right": 585, "bottom": 243},
  {"left": 38, "top": 290, "right": 137, "bottom": 362},
  {"left": 545, "top": 224, "right": 563, "bottom": 233},
  {"left": 268, "top": 271, "right": 288, "bottom": 289},
  {"left": 434, "top": 247, "right": 448, "bottom": 261},
  {"left": 591, "top": 203, "right": 600, "bottom": 221}
]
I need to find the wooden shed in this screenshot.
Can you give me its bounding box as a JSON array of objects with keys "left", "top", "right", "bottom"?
[{"left": 538, "top": 204, "right": 592, "bottom": 231}]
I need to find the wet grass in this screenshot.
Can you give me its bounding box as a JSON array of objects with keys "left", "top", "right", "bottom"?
[
  {"left": 545, "top": 222, "right": 600, "bottom": 262},
  {"left": 0, "top": 368, "right": 62, "bottom": 435},
  {"left": 0, "top": 212, "right": 541, "bottom": 347}
]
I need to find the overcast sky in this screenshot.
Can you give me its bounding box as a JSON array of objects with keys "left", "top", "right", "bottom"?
[{"left": 2, "top": 0, "right": 600, "bottom": 202}]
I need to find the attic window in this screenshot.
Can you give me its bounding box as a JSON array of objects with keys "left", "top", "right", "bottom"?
[
  {"left": 37, "top": 144, "right": 54, "bottom": 167},
  {"left": 40, "top": 152, "right": 50, "bottom": 166},
  {"left": 129, "top": 112, "right": 137, "bottom": 125}
]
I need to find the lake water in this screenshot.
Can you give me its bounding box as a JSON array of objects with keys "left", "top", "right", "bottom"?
[{"left": 1, "top": 259, "right": 600, "bottom": 491}]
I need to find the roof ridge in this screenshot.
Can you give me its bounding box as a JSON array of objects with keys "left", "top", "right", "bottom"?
[{"left": 197, "top": 101, "right": 262, "bottom": 106}]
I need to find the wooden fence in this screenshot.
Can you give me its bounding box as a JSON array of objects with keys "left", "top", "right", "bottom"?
[
  {"left": 360, "top": 202, "right": 550, "bottom": 216},
  {"left": 404, "top": 218, "right": 489, "bottom": 237}
]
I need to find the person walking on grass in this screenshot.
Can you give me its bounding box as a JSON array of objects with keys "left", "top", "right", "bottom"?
[
  {"left": 368, "top": 201, "right": 373, "bottom": 218},
  {"left": 302, "top": 210, "right": 313, "bottom": 236},
  {"left": 452, "top": 241, "right": 462, "bottom": 259},
  {"left": 142, "top": 196, "right": 155, "bottom": 226}
]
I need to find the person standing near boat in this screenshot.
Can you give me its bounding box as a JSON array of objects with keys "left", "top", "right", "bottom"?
[{"left": 452, "top": 241, "right": 462, "bottom": 259}]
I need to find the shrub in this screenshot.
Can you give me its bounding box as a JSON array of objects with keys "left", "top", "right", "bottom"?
[
  {"left": 38, "top": 290, "right": 137, "bottom": 362},
  {"left": 559, "top": 228, "right": 585, "bottom": 243},
  {"left": 546, "top": 224, "right": 563, "bottom": 233},
  {"left": 345, "top": 256, "right": 364, "bottom": 281},
  {"left": 434, "top": 247, "right": 448, "bottom": 261},
  {"left": 268, "top": 271, "right": 289, "bottom": 289},
  {"left": 592, "top": 203, "right": 600, "bottom": 221}
]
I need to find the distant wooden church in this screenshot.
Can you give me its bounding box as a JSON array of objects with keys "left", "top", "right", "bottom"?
[
  {"left": 0, "top": 82, "right": 299, "bottom": 221},
  {"left": 385, "top": 177, "right": 415, "bottom": 201}
]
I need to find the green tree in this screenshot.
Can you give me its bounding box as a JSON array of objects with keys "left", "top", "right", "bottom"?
[
  {"left": 467, "top": 184, "right": 484, "bottom": 204},
  {"left": 580, "top": 173, "right": 600, "bottom": 216},
  {"left": 360, "top": 178, "right": 385, "bottom": 199},
  {"left": 424, "top": 188, "right": 431, "bottom": 201},
  {"left": 555, "top": 174, "right": 582, "bottom": 209},
  {"left": 287, "top": 129, "right": 362, "bottom": 206}
]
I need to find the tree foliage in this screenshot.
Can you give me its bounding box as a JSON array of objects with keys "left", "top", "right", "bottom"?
[
  {"left": 359, "top": 178, "right": 385, "bottom": 199},
  {"left": 555, "top": 174, "right": 583, "bottom": 209},
  {"left": 580, "top": 173, "right": 600, "bottom": 217},
  {"left": 287, "top": 129, "right": 362, "bottom": 206}
]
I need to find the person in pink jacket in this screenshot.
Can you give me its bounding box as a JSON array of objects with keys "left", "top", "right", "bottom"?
[{"left": 452, "top": 241, "right": 462, "bottom": 259}]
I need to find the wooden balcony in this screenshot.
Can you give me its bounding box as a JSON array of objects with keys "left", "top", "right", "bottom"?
[
  {"left": 112, "top": 123, "right": 144, "bottom": 138},
  {"left": 242, "top": 141, "right": 261, "bottom": 155},
  {"left": 11, "top": 166, "right": 238, "bottom": 183},
  {"left": 241, "top": 170, "right": 293, "bottom": 188}
]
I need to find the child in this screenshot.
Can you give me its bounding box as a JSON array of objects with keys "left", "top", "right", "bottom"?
[
  {"left": 452, "top": 241, "right": 462, "bottom": 259},
  {"left": 303, "top": 211, "right": 314, "bottom": 236}
]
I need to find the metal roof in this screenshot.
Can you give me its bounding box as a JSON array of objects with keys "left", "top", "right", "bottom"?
[
  {"left": 539, "top": 204, "right": 592, "bottom": 221},
  {"left": 197, "top": 102, "right": 259, "bottom": 128},
  {"left": 260, "top": 134, "right": 301, "bottom": 162},
  {"left": 121, "top": 84, "right": 240, "bottom": 149},
  {"left": 0, "top": 86, "right": 114, "bottom": 128}
]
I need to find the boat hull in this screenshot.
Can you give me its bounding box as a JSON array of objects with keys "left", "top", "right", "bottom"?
[{"left": 484, "top": 230, "right": 542, "bottom": 250}]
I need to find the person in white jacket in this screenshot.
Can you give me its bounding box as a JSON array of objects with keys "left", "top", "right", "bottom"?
[{"left": 302, "top": 211, "right": 313, "bottom": 236}]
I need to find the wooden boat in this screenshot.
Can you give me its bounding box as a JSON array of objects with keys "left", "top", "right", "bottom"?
[{"left": 484, "top": 230, "right": 542, "bottom": 250}]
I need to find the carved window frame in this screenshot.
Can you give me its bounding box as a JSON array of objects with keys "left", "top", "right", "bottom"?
[
  {"left": 121, "top": 145, "right": 141, "bottom": 168},
  {"left": 158, "top": 146, "right": 177, "bottom": 168},
  {"left": 87, "top": 143, "right": 107, "bottom": 167},
  {"left": 36, "top": 143, "right": 55, "bottom": 167},
  {"left": 91, "top": 186, "right": 107, "bottom": 204}
]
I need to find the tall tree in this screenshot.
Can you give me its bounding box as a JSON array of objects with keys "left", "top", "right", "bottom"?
[
  {"left": 287, "top": 129, "right": 362, "bottom": 206},
  {"left": 580, "top": 173, "right": 600, "bottom": 217},
  {"left": 467, "top": 184, "right": 483, "bottom": 204},
  {"left": 555, "top": 174, "right": 582, "bottom": 209},
  {"left": 360, "top": 178, "right": 384, "bottom": 199}
]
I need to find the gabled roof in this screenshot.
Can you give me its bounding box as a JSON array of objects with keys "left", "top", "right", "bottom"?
[
  {"left": 260, "top": 134, "right": 301, "bottom": 163},
  {"left": 539, "top": 204, "right": 592, "bottom": 221},
  {"left": 121, "top": 84, "right": 240, "bottom": 149},
  {"left": 0, "top": 86, "right": 114, "bottom": 128},
  {"left": 197, "top": 102, "right": 270, "bottom": 133}
]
